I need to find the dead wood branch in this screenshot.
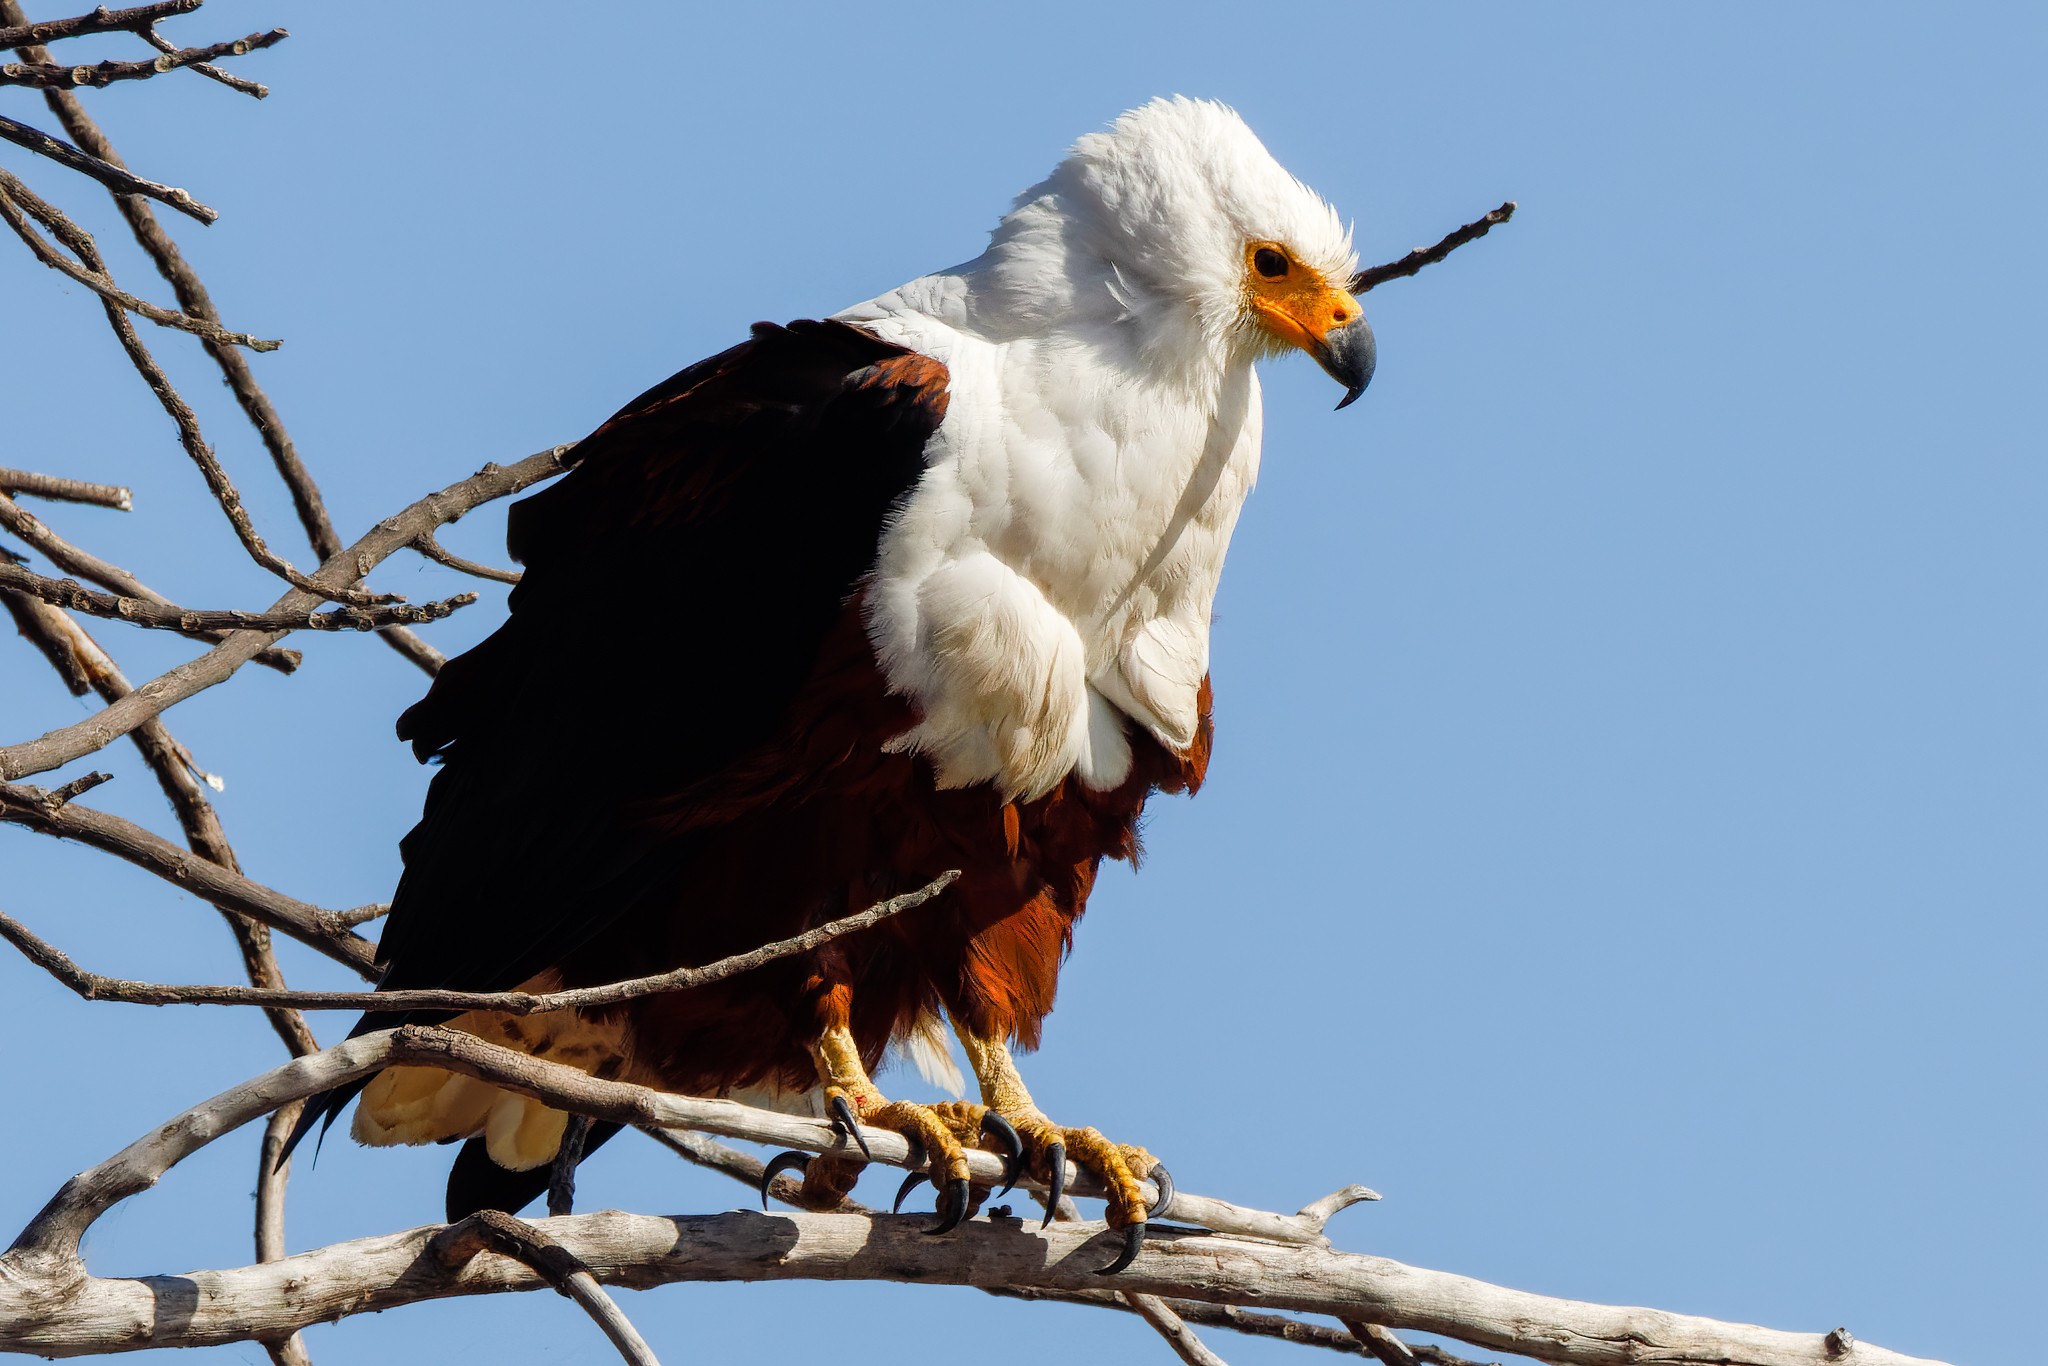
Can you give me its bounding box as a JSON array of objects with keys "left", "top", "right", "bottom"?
[
  {"left": 0, "top": 111, "right": 213, "bottom": 222},
  {"left": 0, "top": 0, "right": 200, "bottom": 48},
  {"left": 0, "top": 872, "right": 957, "bottom": 1015},
  {"left": 1352, "top": 202, "right": 1516, "bottom": 295},
  {"left": 0, "top": 490, "right": 301, "bottom": 672},
  {"left": 0, "top": 171, "right": 278, "bottom": 348},
  {"left": 137, "top": 23, "right": 265, "bottom": 97},
  {"left": 0, "top": 12, "right": 441, "bottom": 675},
  {"left": 0, "top": 1207, "right": 1952, "bottom": 1366},
  {"left": 410, "top": 529, "right": 522, "bottom": 584},
  {"left": 643, "top": 1126, "right": 1402, "bottom": 1363},
  {"left": 0, "top": 780, "right": 377, "bottom": 975},
  {"left": 0, "top": 468, "right": 129, "bottom": 510},
  {"left": 2, "top": 586, "right": 94, "bottom": 693},
  {"left": 0, "top": 562, "right": 476, "bottom": 633},
  {"left": 0, "top": 26, "right": 285, "bottom": 90},
  {"left": 0, "top": 171, "right": 393, "bottom": 610},
  {"left": 0, "top": 445, "right": 572, "bottom": 781},
  {"left": 431, "top": 1211, "right": 661, "bottom": 1366},
  {"left": 4, "top": 607, "right": 322, "bottom": 1056},
  {"left": 0, "top": 1027, "right": 1950, "bottom": 1366}
]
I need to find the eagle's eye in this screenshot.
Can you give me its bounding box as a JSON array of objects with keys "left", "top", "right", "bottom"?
[{"left": 1252, "top": 247, "right": 1290, "bottom": 280}]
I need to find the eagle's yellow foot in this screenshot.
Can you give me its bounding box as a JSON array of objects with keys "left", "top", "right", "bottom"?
[
  {"left": 757, "top": 1071, "right": 1023, "bottom": 1234},
  {"left": 880, "top": 1100, "right": 1025, "bottom": 1230},
  {"left": 1006, "top": 1114, "right": 1173, "bottom": 1272},
  {"left": 956, "top": 1028, "right": 1174, "bottom": 1274}
]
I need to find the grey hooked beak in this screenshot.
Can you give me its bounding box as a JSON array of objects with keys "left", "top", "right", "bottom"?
[{"left": 1319, "top": 315, "right": 1377, "bottom": 410}]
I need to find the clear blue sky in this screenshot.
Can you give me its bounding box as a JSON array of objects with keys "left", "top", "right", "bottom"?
[{"left": 3, "top": 3, "right": 2040, "bottom": 1364}]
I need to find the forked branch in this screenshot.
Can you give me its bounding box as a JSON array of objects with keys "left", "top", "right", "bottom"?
[{"left": 0, "top": 1028, "right": 1950, "bottom": 1366}]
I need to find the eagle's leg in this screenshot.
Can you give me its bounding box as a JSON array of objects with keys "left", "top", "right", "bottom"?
[
  {"left": 955, "top": 1025, "right": 1169, "bottom": 1275},
  {"left": 777, "top": 1017, "right": 1023, "bottom": 1232}
]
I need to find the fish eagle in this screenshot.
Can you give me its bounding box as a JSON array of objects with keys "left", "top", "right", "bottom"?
[{"left": 295, "top": 96, "right": 1375, "bottom": 1274}]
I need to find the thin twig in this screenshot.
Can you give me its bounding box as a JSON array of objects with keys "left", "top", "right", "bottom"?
[
  {"left": 0, "top": 111, "right": 214, "bottom": 223},
  {"left": 0, "top": 780, "right": 378, "bottom": 976},
  {"left": 0, "top": 175, "right": 395, "bottom": 607},
  {"left": 0, "top": 446, "right": 572, "bottom": 781},
  {"left": 412, "top": 529, "right": 522, "bottom": 584},
  {"left": 0, "top": 467, "right": 130, "bottom": 510},
  {"left": 0, "top": 22, "right": 439, "bottom": 676},
  {"left": 1351, "top": 202, "right": 1517, "bottom": 295},
  {"left": 9, "top": 608, "right": 324, "bottom": 1058},
  {"left": 41, "top": 769, "right": 113, "bottom": 808},
  {"left": 0, "top": 0, "right": 201, "bottom": 48},
  {"left": 337, "top": 903, "right": 389, "bottom": 927},
  {"left": 1, "top": 586, "right": 93, "bottom": 693},
  {"left": 1129, "top": 1294, "right": 1233, "bottom": 1366},
  {"left": 0, "top": 561, "right": 477, "bottom": 633},
  {"left": 0, "top": 171, "right": 279, "bottom": 348},
  {"left": 431, "top": 1211, "right": 662, "bottom": 1366},
  {"left": 0, "top": 489, "right": 301, "bottom": 673},
  {"left": 0, "top": 26, "right": 286, "bottom": 90},
  {"left": 0, "top": 872, "right": 959, "bottom": 1014},
  {"left": 139, "top": 23, "right": 267, "bottom": 97}
]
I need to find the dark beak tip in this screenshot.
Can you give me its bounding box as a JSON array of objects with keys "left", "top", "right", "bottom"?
[{"left": 1322, "top": 316, "right": 1376, "bottom": 412}]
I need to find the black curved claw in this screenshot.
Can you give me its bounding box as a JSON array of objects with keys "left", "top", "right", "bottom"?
[
  {"left": 1094, "top": 1222, "right": 1146, "bottom": 1276},
  {"left": 1146, "top": 1163, "right": 1175, "bottom": 1220},
  {"left": 925, "top": 1177, "right": 972, "bottom": 1236},
  {"left": 1040, "top": 1139, "right": 1068, "bottom": 1230},
  {"left": 759, "top": 1150, "right": 811, "bottom": 1209},
  {"left": 900, "top": 1131, "right": 928, "bottom": 1175},
  {"left": 893, "top": 1167, "right": 927, "bottom": 1215},
  {"left": 980, "top": 1111, "right": 1024, "bottom": 1195},
  {"left": 827, "top": 1093, "right": 872, "bottom": 1160}
]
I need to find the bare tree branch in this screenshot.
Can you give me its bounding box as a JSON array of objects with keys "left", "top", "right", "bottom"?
[
  {"left": 0, "top": 1027, "right": 1951, "bottom": 1366},
  {"left": 0, "top": 445, "right": 572, "bottom": 781},
  {"left": 1351, "top": 202, "right": 1517, "bottom": 295},
  {"left": 0, "top": 111, "right": 214, "bottom": 222},
  {"left": 255, "top": 1104, "right": 313, "bottom": 1366},
  {"left": 0, "top": 1206, "right": 1951, "bottom": 1366},
  {"left": 0, "top": 0, "right": 201, "bottom": 48},
  {"left": 1127, "top": 1294, "right": 1232, "bottom": 1366},
  {"left": 645, "top": 1125, "right": 1416, "bottom": 1363},
  {"left": 0, "top": 562, "right": 477, "bottom": 634},
  {"left": 0, "top": 779, "right": 378, "bottom": 976},
  {"left": 410, "top": 529, "right": 522, "bottom": 584},
  {"left": 138, "top": 23, "right": 266, "bottom": 97},
  {"left": 0, "top": 26, "right": 288, "bottom": 90},
  {"left": 0, "top": 26, "right": 285, "bottom": 90},
  {"left": 2, "top": 607, "right": 323, "bottom": 1057},
  {"left": 0, "top": 871, "right": 958, "bottom": 1015},
  {"left": 432, "top": 1211, "right": 662, "bottom": 1366},
  {"left": 0, "top": 171, "right": 279, "bottom": 348},
  {"left": 0, "top": 9, "right": 442, "bottom": 675},
  {"left": 0, "top": 170, "right": 399, "bottom": 610},
  {"left": 2, "top": 585, "right": 94, "bottom": 693},
  {"left": 0, "top": 490, "right": 302, "bottom": 673},
  {"left": 0, "top": 468, "right": 130, "bottom": 511}
]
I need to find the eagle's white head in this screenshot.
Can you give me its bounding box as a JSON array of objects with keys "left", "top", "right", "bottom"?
[{"left": 970, "top": 96, "right": 1375, "bottom": 406}]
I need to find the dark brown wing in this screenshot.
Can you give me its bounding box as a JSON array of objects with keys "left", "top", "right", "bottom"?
[{"left": 286, "top": 320, "right": 948, "bottom": 1156}]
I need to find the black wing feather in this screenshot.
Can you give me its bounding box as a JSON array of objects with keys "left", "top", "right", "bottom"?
[{"left": 284, "top": 321, "right": 946, "bottom": 1161}]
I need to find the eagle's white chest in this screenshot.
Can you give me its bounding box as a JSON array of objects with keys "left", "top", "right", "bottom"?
[{"left": 850, "top": 300, "right": 1261, "bottom": 802}]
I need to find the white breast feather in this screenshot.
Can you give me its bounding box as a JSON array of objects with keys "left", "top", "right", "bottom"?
[{"left": 850, "top": 296, "right": 1259, "bottom": 801}]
